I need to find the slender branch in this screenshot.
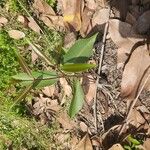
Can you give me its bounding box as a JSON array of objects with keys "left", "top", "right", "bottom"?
[{"left": 93, "top": 17, "right": 109, "bottom": 132}]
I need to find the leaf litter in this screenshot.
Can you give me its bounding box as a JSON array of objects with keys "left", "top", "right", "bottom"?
[{"left": 3, "top": 0, "right": 150, "bottom": 149}]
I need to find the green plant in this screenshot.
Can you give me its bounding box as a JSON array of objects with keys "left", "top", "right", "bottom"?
[
  {"left": 46, "top": 0, "right": 56, "bottom": 7},
  {"left": 11, "top": 34, "right": 97, "bottom": 118},
  {"left": 123, "top": 135, "right": 142, "bottom": 150},
  {"left": 0, "top": 30, "right": 19, "bottom": 94},
  {"left": 0, "top": 100, "right": 58, "bottom": 149}
]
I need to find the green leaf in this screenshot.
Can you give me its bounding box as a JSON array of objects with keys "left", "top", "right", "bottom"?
[
  {"left": 124, "top": 145, "right": 132, "bottom": 150},
  {"left": 61, "top": 63, "right": 96, "bottom": 72},
  {"left": 63, "top": 34, "right": 97, "bottom": 64},
  {"left": 12, "top": 71, "right": 58, "bottom": 88},
  {"left": 127, "top": 135, "right": 140, "bottom": 145},
  {"left": 69, "top": 79, "right": 84, "bottom": 118}
]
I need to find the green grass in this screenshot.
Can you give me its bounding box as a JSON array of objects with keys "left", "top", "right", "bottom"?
[
  {"left": 0, "top": 29, "right": 60, "bottom": 149},
  {"left": 0, "top": 0, "right": 63, "bottom": 149},
  {"left": 0, "top": 30, "right": 19, "bottom": 93},
  {"left": 0, "top": 100, "right": 58, "bottom": 149}
]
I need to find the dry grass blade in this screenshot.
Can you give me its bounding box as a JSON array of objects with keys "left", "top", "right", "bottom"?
[
  {"left": 9, "top": 83, "right": 33, "bottom": 110},
  {"left": 26, "top": 39, "right": 55, "bottom": 68},
  {"left": 93, "top": 9, "right": 110, "bottom": 131},
  {"left": 13, "top": 49, "right": 32, "bottom": 76}
]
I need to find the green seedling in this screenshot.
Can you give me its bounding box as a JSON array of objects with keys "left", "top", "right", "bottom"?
[
  {"left": 12, "top": 34, "right": 98, "bottom": 118},
  {"left": 124, "top": 134, "right": 142, "bottom": 150}
]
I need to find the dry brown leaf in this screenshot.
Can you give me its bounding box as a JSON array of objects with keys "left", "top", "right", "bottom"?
[
  {"left": 85, "top": 0, "right": 98, "bottom": 10},
  {"left": 40, "top": 14, "right": 64, "bottom": 30},
  {"left": 143, "top": 138, "right": 150, "bottom": 150},
  {"left": 82, "top": 75, "right": 96, "bottom": 105},
  {"left": 57, "top": 112, "right": 75, "bottom": 130},
  {"left": 121, "top": 45, "right": 150, "bottom": 98},
  {"left": 55, "top": 133, "right": 70, "bottom": 146},
  {"left": 62, "top": 0, "right": 82, "bottom": 31},
  {"left": 79, "top": 121, "right": 88, "bottom": 132},
  {"left": 92, "top": 8, "right": 109, "bottom": 29},
  {"left": 109, "top": 19, "right": 141, "bottom": 64},
  {"left": 96, "top": 0, "right": 107, "bottom": 7},
  {"left": 0, "top": 17, "right": 8, "bottom": 26},
  {"left": 108, "top": 144, "right": 124, "bottom": 150},
  {"left": 75, "top": 134, "right": 93, "bottom": 150},
  {"left": 42, "top": 85, "right": 55, "bottom": 97},
  {"left": 142, "top": 68, "right": 150, "bottom": 91},
  {"left": 8, "top": 30, "right": 25, "bottom": 40},
  {"left": 64, "top": 32, "right": 77, "bottom": 48},
  {"left": 33, "top": 0, "right": 55, "bottom": 15},
  {"left": 33, "top": 95, "right": 61, "bottom": 115},
  {"left": 28, "top": 17, "right": 41, "bottom": 34},
  {"left": 91, "top": 136, "right": 101, "bottom": 147},
  {"left": 70, "top": 136, "right": 79, "bottom": 150},
  {"left": 17, "top": 15, "right": 28, "bottom": 27},
  {"left": 80, "top": 7, "right": 94, "bottom": 37},
  {"left": 127, "top": 108, "right": 146, "bottom": 128},
  {"left": 31, "top": 50, "right": 38, "bottom": 63},
  {"left": 32, "top": 0, "right": 65, "bottom": 30},
  {"left": 59, "top": 78, "right": 72, "bottom": 105}
]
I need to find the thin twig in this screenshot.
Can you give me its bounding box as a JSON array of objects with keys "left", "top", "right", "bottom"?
[
  {"left": 93, "top": 19, "right": 109, "bottom": 132},
  {"left": 119, "top": 72, "right": 150, "bottom": 136}
]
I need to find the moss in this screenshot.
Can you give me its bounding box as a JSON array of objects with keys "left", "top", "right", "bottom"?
[{"left": 0, "top": 30, "right": 19, "bottom": 92}]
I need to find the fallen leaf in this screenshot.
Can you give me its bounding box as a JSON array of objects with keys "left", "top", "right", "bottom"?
[
  {"left": 82, "top": 75, "right": 96, "bottom": 105},
  {"left": 57, "top": 112, "right": 75, "bottom": 130},
  {"left": 42, "top": 85, "right": 55, "bottom": 97},
  {"left": 75, "top": 134, "right": 93, "bottom": 150},
  {"left": 121, "top": 45, "right": 150, "bottom": 98},
  {"left": 31, "top": 50, "right": 38, "bottom": 63},
  {"left": 85, "top": 0, "right": 98, "bottom": 10},
  {"left": 91, "top": 136, "right": 101, "bottom": 147},
  {"left": 40, "top": 14, "right": 64, "bottom": 30},
  {"left": 143, "top": 138, "right": 150, "bottom": 150},
  {"left": 17, "top": 15, "right": 28, "bottom": 27},
  {"left": 79, "top": 121, "right": 88, "bottom": 132},
  {"left": 0, "top": 17, "right": 8, "bottom": 26},
  {"left": 108, "top": 143, "right": 124, "bottom": 150},
  {"left": 64, "top": 32, "right": 77, "bottom": 49},
  {"left": 33, "top": 94, "right": 60, "bottom": 116},
  {"left": 92, "top": 8, "right": 109, "bottom": 29},
  {"left": 62, "top": 0, "right": 82, "bottom": 31},
  {"left": 80, "top": 7, "right": 94, "bottom": 37},
  {"left": 127, "top": 108, "right": 146, "bottom": 128},
  {"left": 59, "top": 78, "right": 72, "bottom": 105},
  {"left": 70, "top": 136, "right": 79, "bottom": 149},
  {"left": 33, "top": 0, "right": 55, "bottom": 15},
  {"left": 109, "top": 19, "right": 140, "bottom": 64},
  {"left": 28, "top": 17, "right": 41, "bottom": 34},
  {"left": 55, "top": 133, "right": 70, "bottom": 145},
  {"left": 142, "top": 68, "right": 150, "bottom": 91},
  {"left": 32, "top": 0, "right": 64, "bottom": 30},
  {"left": 8, "top": 30, "right": 25, "bottom": 39}
]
